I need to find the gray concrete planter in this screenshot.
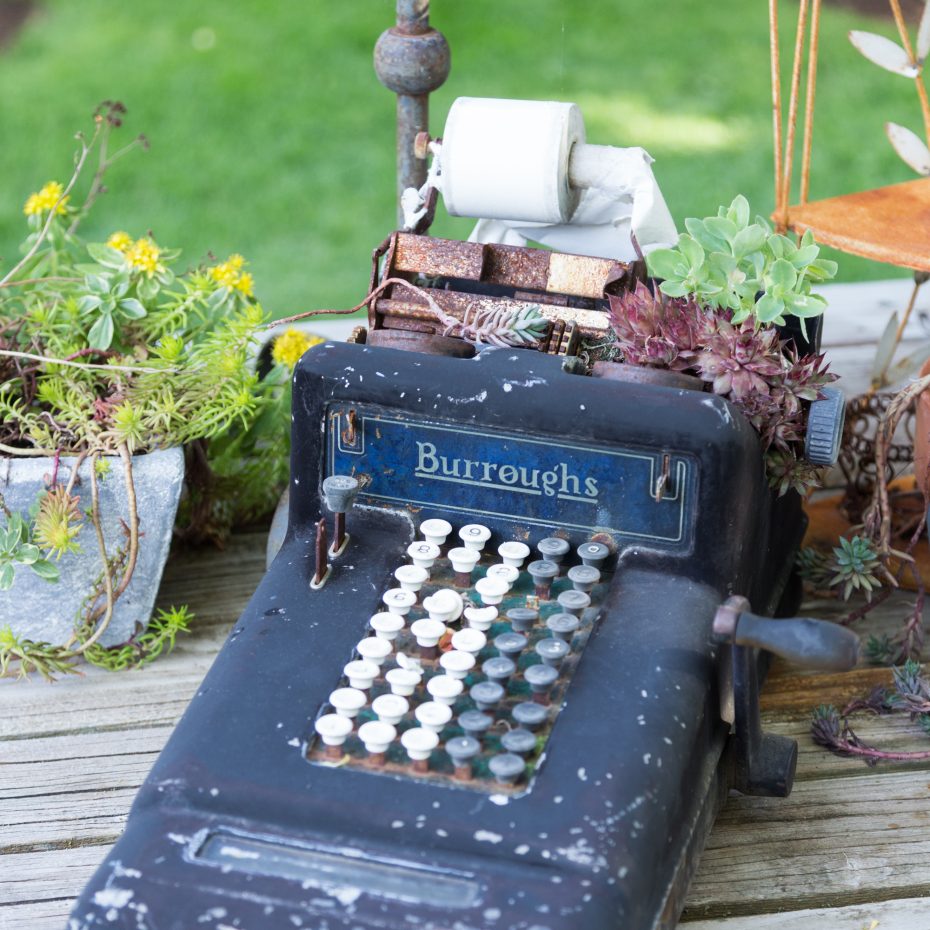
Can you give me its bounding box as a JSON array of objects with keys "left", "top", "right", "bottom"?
[{"left": 0, "top": 447, "right": 185, "bottom": 647}]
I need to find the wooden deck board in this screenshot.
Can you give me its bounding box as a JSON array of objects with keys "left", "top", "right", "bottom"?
[{"left": 3, "top": 283, "right": 930, "bottom": 927}]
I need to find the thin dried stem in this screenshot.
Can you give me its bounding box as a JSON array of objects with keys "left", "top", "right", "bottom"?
[
  {"left": 863, "top": 372, "right": 930, "bottom": 557},
  {"left": 71, "top": 451, "right": 114, "bottom": 653},
  {"left": 76, "top": 445, "right": 139, "bottom": 640},
  {"left": 265, "top": 276, "right": 446, "bottom": 330},
  {"left": 63, "top": 450, "right": 88, "bottom": 497},
  {"left": 0, "top": 276, "right": 82, "bottom": 289},
  {"left": 0, "top": 128, "right": 98, "bottom": 288},
  {"left": 0, "top": 348, "right": 169, "bottom": 374},
  {"left": 68, "top": 135, "right": 147, "bottom": 235},
  {"left": 0, "top": 442, "right": 58, "bottom": 457}
]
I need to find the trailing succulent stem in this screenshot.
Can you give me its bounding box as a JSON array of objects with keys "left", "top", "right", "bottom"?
[
  {"left": 812, "top": 660, "right": 930, "bottom": 765},
  {"left": 269, "top": 277, "right": 549, "bottom": 350}
]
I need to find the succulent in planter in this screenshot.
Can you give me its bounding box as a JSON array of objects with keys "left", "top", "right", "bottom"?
[
  {"left": 604, "top": 196, "right": 838, "bottom": 496},
  {"left": 0, "top": 104, "right": 292, "bottom": 679},
  {"left": 644, "top": 194, "right": 837, "bottom": 329}
]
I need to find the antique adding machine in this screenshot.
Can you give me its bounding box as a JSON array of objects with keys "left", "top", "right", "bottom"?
[{"left": 70, "top": 6, "right": 857, "bottom": 930}]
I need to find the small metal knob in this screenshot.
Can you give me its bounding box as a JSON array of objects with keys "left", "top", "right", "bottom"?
[
  {"left": 536, "top": 637, "right": 570, "bottom": 668},
  {"left": 489, "top": 752, "right": 525, "bottom": 785},
  {"left": 568, "top": 564, "right": 600, "bottom": 592},
  {"left": 577, "top": 540, "right": 610, "bottom": 569},
  {"left": 546, "top": 613, "right": 580, "bottom": 643},
  {"left": 506, "top": 607, "right": 538, "bottom": 633},
  {"left": 494, "top": 631, "right": 528, "bottom": 660},
  {"left": 537, "top": 537, "right": 570, "bottom": 564},
  {"left": 524, "top": 663, "right": 558, "bottom": 696},
  {"left": 512, "top": 701, "right": 548, "bottom": 731},
  {"left": 482, "top": 656, "right": 516, "bottom": 685},
  {"left": 322, "top": 475, "right": 359, "bottom": 513},
  {"left": 470, "top": 680, "right": 505, "bottom": 711},
  {"left": 459, "top": 709, "right": 494, "bottom": 738},
  {"left": 501, "top": 728, "right": 537, "bottom": 757},
  {"left": 805, "top": 386, "right": 845, "bottom": 466},
  {"left": 557, "top": 589, "right": 591, "bottom": 617}
]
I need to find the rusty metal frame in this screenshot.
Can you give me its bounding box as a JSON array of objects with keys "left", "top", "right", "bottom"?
[{"left": 366, "top": 232, "right": 642, "bottom": 352}]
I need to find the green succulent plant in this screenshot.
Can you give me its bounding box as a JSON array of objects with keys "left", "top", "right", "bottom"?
[
  {"left": 0, "top": 511, "right": 59, "bottom": 590},
  {"left": 645, "top": 195, "right": 838, "bottom": 328},
  {"left": 830, "top": 535, "right": 883, "bottom": 601}
]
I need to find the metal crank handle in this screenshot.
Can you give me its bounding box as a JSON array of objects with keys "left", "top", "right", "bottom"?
[{"left": 713, "top": 596, "right": 860, "bottom": 671}]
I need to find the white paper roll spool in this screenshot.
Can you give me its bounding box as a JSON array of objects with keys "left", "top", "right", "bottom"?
[{"left": 440, "top": 97, "right": 585, "bottom": 225}]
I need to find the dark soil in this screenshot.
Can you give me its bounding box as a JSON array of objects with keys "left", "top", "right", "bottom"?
[{"left": 0, "top": 1, "right": 33, "bottom": 50}]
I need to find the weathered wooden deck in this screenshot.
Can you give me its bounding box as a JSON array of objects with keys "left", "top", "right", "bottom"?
[{"left": 3, "top": 279, "right": 930, "bottom": 928}]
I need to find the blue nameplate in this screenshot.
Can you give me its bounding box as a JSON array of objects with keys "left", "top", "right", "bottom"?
[{"left": 326, "top": 404, "right": 695, "bottom": 549}]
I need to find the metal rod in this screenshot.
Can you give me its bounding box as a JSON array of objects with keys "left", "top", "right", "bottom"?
[
  {"left": 314, "top": 518, "right": 328, "bottom": 586},
  {"left": 779, "top": 0, "right": 811, "bottom": 227},
  {"left": 770, "top": 0, "right": 784, "bottom": 229},
  {"left": 374, "top": 0, "right": 450, "bottom": 226},
  {"left": 334, "top": 511, "right": 346, "bottom": 553}
]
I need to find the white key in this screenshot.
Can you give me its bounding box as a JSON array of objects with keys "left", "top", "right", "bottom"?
[
  {"left": 411, "top": 617, "right": 446, "bottom": 648},
  {"left": 343, "top": 659, "right": 379, "bottom": 690},
  {"left": 435, "top": 587, "right": 464, "bottom": 622},
  {"left": 358, "top": 720, "right": 396, "bottom": 755},
  {"left": 426, "top": 674, "right": 464, "bottom": 705},
  {"left": 385, "top": 666, "right": 421, "bottom": 696},
  {"left": 464, "top": 605, "right": 498, "bottom": 631},
  {"left": 407, "top": 540, "right": 440, "bottom": 569},
  {"left": 486, "top": 563, "right": 519, "bottom": 591},
  {"left": 370, "top": 612, "right": 405, "bottom": 641},
  {"left": 423, "top": 588, "right": 463, "bottom": 623},
  {"left": 394, "top": 564, "right": 428, "bottom": 592},
  {"left": 382, "top": 587, "right": 417, "bottom": 615},
  {"left": 475, "top": 576, "right": 508, "bottom": 605},
  {"left": 401, "top": 727, "right": 440, "bottom": 762},
  {"left": 448, "top": 547, "right": 481, "bottom": 576},
  {"left": 315, "top": 713, "right": 352, "bottom": 747},
  {"left": 440, "top": 649, "right": 476, "bottom": 679},
  {"left": 459, "top": 523, "right": 491, "bottom": 551},
  {"left": 415, "top": 700, "right": 453, "bottom": 733},
  {"left": 498, "top": 540, "right": 530, "bottom": 568},
  {"left": 420, "top": 518, "right": 452, "bottom": 546},
  {"left": 372, "top": 693, "right": 409, "bottom": 725},
  {"left": 329, "top": 687, "right": 367, "bottom": 718},
  {"left": 356, "top": 636, "right": 392, "bottom": 666},
  {"left": 451, "top": 627, "right": 487, "bottom": 656}
]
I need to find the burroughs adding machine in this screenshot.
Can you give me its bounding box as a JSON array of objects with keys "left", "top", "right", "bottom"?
[{"left": 71, "top": 10, "right": 858, "bottom": 930}]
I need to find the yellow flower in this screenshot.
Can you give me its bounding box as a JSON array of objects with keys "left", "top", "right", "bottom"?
[
  {"left": 125, "top": 237, "right": 164, "bottom": 277},
  {"left": 234, "top": 272, "right": 254, "bottom": 297},
  {"left": 23, "top": 181, "right": 68, "bottom": 217},
  {"left": 272, "top": 328, "right": 323, "bottom": 369},
  {"left": 106, "top": 231, "right": 133, "bottom": 253},
  {"left": 210, "top": 254, "right": 254, "bottom": 296}
]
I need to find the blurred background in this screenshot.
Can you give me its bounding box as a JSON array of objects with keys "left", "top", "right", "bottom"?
[{"left": 0, "top": 0, "right": 923, "bottom": 318}]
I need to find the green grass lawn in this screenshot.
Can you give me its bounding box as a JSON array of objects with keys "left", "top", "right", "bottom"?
[{"left": 0, "top": 0, "right": 922, "bottom": 318}]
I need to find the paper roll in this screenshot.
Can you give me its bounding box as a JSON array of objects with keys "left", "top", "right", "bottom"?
[{"left": 440, "top": 97, "right": 585, "bottom": 225}]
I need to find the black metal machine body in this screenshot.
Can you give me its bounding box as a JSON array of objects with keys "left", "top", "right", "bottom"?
[{"left": 70, "top": 331, "right": 856, "bottom": 929}]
